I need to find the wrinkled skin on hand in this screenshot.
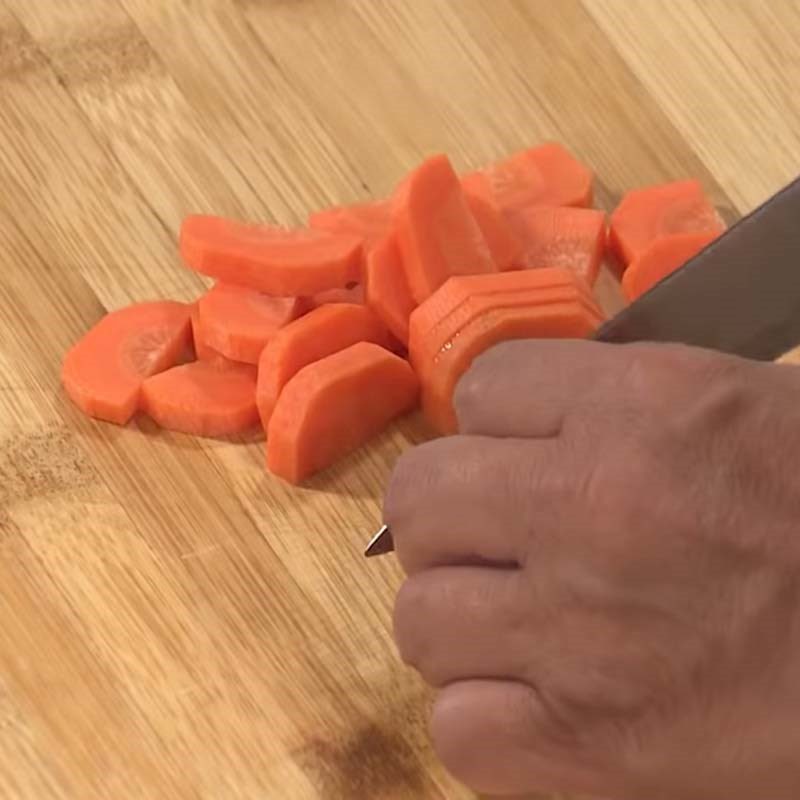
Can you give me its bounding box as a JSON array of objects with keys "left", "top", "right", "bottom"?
[{"left": 385, "top": 340, "right": 800, "bottom": 799}]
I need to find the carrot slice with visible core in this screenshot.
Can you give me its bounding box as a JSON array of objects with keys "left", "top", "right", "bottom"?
[
  {"left": 609, "top": 179, "right": 724, "bottom": 269},
  {"left": 197, "top": 283, "right": 306, "bottom": 364},
  {"left": 364, "top": 235, "right": 417, "bottom": 346},
  {"left": 180, "top": 215, "right": 363, "bottom": 296},
  {"left": 141, "top": 360, "right": 258, "bottom": 438},
  {"left": 62, "top": 301, "right": 192, "bottom": 425},
  {"left": 256, "top": 303, "right": 395, "bottom": 429},
  {"left": 392, "top": 154, "right": 495, "bottom": 303},
  {"left": 463, "top": 188, "right": 521, "bottom": 271},
  {"left": 422, "top": 302, "right": 601, "bottom": 435},
  {"left": 266, "top": 342, "right": 419, "bottom": 484},
  {"left": 307, "top": 284, "right": 365, "bottom": 308},
  {"left": 308, "top": 200, "right": 391, "bottom": 252},
  {"left": 462, "top": 142, "right": 593, "bottom": 214},
  {"left": 508, "top": 206, "right": 607, "bottom": 285},
  {"left": 622, "top": 231, "right": 720, "bottom": 302}
]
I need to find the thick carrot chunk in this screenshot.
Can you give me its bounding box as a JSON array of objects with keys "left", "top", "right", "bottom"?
[
  {"left": 307, "top": 284, "right": 365, "bottom": 308},
  {"left": 509, "top": 206, "right": 607, "bottom": 285},
  {"left": 197, "top": 283, "right": 306, "bottom": 364},
  {"left": 256, "top": 303, "right": 394, "bottom": 429},
  {"left": 392, "top": 154, "right": 495, "bottom": 303},
  {"left": 422, "top": 302, "right": 601, "bottom": 435},
  {"left": 622, "top": 231, "right": 720, "bottom": 301},
  {"left": 180, "top": 215, "right": 363, "bottom": 296},
  {"left": 266, "top": 342, "right": 419, "bottom": 484},
  {"left": 364, "top": 235, "right": 417, "bottom": 346},
  {"left": 462, "top": 142, "right": 593, "bottom": 214},
  {"left": 62, "top": 301, "right": 192, "bottom": 425},
  {"left": 463, "top": 188, "right": 521, "bottom": 271},
  {"left": 141, "top": 360, "right": 259, "bottom": 438},
  {"left": 609, "top": 179, "right": 724, "bottom": 269}
]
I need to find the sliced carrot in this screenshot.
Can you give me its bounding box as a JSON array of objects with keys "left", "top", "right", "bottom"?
[
  {"left": 508, "top": 206, "right": 607, "bottom": 285},
  {"left": 266, "top": 342, "right": 419, "bottom": 484},
  {"left": 392, "top": 154, "right": 495, "bottom": 303},
  {"left": 622, "top": 231, "right": 720, "bottom": 301},
  {"left": 62, "top": 301, "right": 192, "bottom": 425},
  {"left": 180, "top": 215, "right": 363, "bottom": 296},
  {"left": 307, "top": 283, "right": 365, "bottom": 308},
  {"left": 463, "top": 187, "right": 521, "bottom": 271},
  {"left": 308, "top": 200, "right": 391, "bottom": 251},
  {"left": 408, "top": 266, "right": 597, "bottom": 371},
  {"left": 412, "top": 282, "right": 604, "bottom": 385},
  {"left": 609, "top": 179, "right": 725, "bottom": 269},
  {"left": 190, "top": 302, "right": 224, "bottom": 361},
  {"left": 197, "top": 282, "right": 306, "bottom": 364},
  {"left": 256, "top": 303, "right": 394, "bottom": 429},
  {"left": 364, "top": 235, "right": 417, "bottom": 346},
  {"left": 141, "top": 359, "right": 259, "bottom": 438},
  {"left": 422, "top": 302, "right": 601, "bottom": 435},
  {"left": 462, "top": 142, "right": 593, "bottom": 214}
]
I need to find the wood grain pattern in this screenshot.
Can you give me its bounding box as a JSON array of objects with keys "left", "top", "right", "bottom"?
[{"left": 0, "top": 1, "right": 797, "bottom": 797}]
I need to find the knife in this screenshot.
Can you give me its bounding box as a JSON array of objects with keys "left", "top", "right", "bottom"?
[{"left": 365, "top": 174, "right": 800, "bottom": 558}]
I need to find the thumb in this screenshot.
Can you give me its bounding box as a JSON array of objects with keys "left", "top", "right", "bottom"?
[{"left": 429, "top": 679, "right": 612, "bottom": 797}]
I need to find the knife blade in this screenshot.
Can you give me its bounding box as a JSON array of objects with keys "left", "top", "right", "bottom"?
[{"left": 365, "top": 174, "right": 800, "bottom": 558}]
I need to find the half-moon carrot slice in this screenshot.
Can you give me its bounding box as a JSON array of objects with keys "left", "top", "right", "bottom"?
[
  {"left": 308, "top": 200, "right": 392, "bottom": 252},
  {"left": 266, "top": 342, "right": 419, "bottom": 484},
  {"left": 462, "top": 142, "right": 594, "bottom": 214},
  {"left": 392, "top": 154, "right": 495, "bottom": 303},
  {"left": 508, "top": 206, "right": 607, "bottom": 286},
  {"left": 609, "top": 179, "right": 724, "bottom": 269},
  {"left": 256, "top": 303, "right": 394, "bottom": 429},
  {"left": 197, "top": 283, "right": 306, "bottom": 364},
  {"left": 364, "top": 235, "right": 417, "bottom": 346},
  {"left": 622, "top": 231, "right": 720, "bottom": 301},
  {"left": 422, "top": 302, "right": 601, "bottom": 435},
  {"left": 180, "top": 215, "right": 363, "bottom": 296},
  {"left": 62, "top": 301, "right": 192, "bottom": 425},
  {"left": 141, "top": 359, "right": 259, "bottom": 438}
]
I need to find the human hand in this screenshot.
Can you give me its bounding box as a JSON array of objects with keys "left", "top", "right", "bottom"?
[{"left": 385, "top": 339, "right": 800, "bottom": 799}]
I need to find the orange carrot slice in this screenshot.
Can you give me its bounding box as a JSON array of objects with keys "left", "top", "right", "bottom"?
[
  {"left": 141, "top": 360, "right": 258, "bottom": 438},
  {"left": 412, "top": 279, "right": 604, "bottom": 384},
  {"left": 190, "top": 302, "right": 224, "bottom": 361},
  {"left": 308, "top": 200, "right": 391, "bottom": 251},
  {"left": 462, "top": 142, "right": 593, "bottom": 214},
  {"left": 392, "top": 154, "right": 495, "bottom": 303},
  {"left": 62, "top": 301, "right": 192, "bottom": 425},
  {"left": 256, "top": 303, "right": 394, "bottom": 429},
  {"left": 197, "top": 283, "right": 306, "bottom": 364},
  {"left": 609, "top": 179, "right": 724, "bottom": 269},
  {"left": 622, "top": 231, "right": 720, "bottom": 301},
  {"left": 422, "top": 301, "right": 600, "bottom": 435},
  {"left": 408, "top": 266, "right": 596, "bottom": 366},
  {"left": 508, "top": 206, "right": 607, "bottom": 285},
  {"left": 364, "top": 235, "right": 417, "bottom": 346},
  {"left": 266, "top": 342, "right": 419, "bottom": 484},
  {"left": 308, "top": 283, "right": 365, "bottom": 308},
  {"left": 180, "top": 215, "right": 363, "bottom": 296},
  {"left": 463, "top": 188, "right": 521, "bottom": 271}
]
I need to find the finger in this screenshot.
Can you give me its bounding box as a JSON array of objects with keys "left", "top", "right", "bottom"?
[
  {"left": 453, "top": 338, "right": 627, "bottom": 438},
  {"left": 384, "top": 434, "right": 572, "bottom": 574},
  {"left": 393, "top": 567, "right": 530, "bottom": 687},
  {"left": 430, "top": 680, "right": 610, "bottom": 797}
]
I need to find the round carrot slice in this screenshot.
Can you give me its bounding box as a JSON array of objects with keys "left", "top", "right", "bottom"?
[
  {"left": 61, "top": 301, "right": 193, "bottom": 426},
  {"left": 197, "top": 283, "right": 306, "bottom": 364},
  {"left": 141, "top": 360, "right": 259, "bottom": 438}
]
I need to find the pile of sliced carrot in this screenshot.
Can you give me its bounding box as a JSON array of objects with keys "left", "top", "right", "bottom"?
[{"left": 62, "top": 143, "right": 725, "bottom": 483}]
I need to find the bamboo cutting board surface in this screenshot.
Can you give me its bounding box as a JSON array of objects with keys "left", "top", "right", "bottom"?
[{"left": 1, "top": 2, "right": 799, "bottom": 798}]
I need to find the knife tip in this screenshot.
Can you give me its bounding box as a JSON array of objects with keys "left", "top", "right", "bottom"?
[{"left": 364, "top": 524, "right": 393, "bottom": 558}]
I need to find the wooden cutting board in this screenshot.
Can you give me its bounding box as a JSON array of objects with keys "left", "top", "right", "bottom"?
[{"left": 0, "top": 1, "right": 798, "bottom": 797}]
